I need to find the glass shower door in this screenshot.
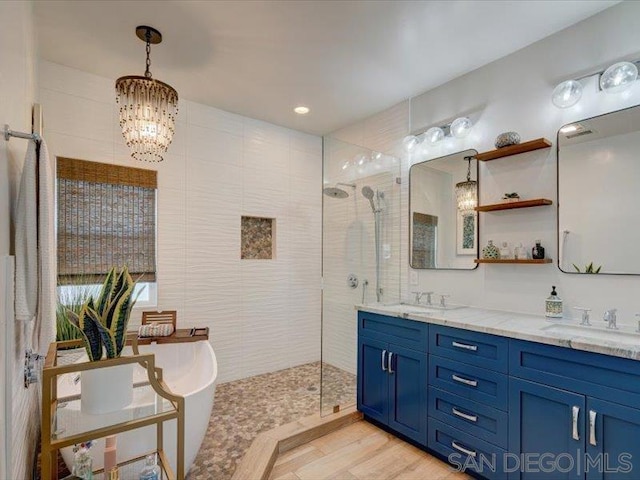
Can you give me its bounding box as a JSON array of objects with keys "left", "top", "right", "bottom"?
[{"left": 320, "top": 136, "right": 401, "bottom": 416}]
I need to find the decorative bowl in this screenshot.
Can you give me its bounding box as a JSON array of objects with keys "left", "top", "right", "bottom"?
[{"left": 495, "top": 131, "right": 521, "bottom": 149}]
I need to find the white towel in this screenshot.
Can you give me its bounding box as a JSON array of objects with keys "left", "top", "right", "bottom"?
[
  {"left": 14, "top": 139, "right": 56, "bottom": 352},
  {"left": 14, "top": 141, "right": 38, "bottom": 322},
  {"left": 34, "top": 140, "right": 56, "bottom": 353}
]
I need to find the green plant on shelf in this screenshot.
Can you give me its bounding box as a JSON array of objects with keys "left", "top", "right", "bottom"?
[
  {"left": 66, "top": 266, "right": 139, "bottom": 361},
  {"left": 573, "top": 262, "right": 602, "bottom": 274}
]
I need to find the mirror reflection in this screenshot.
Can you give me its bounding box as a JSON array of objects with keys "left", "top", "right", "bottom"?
[
  {"left": 558, "top": 105, "right": 640, "bottom": 275},
  {"left": 409, "top": 149, "right": 479, "bottom": 269}
]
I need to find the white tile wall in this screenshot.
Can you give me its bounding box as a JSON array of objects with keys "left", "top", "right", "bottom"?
[
  {"left": 0, "top": 2, "right": 40, "bottom": 478},
  {"left": 39, "top": 60, "right": 322, "bottom": 384},
  {"left": 330, "top": 2, "right": 640, "bottom": 322}
]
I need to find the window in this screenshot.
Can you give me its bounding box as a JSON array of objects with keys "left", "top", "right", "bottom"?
[{"left": 56, "top": 157, "right": 157, "bottom": 306}]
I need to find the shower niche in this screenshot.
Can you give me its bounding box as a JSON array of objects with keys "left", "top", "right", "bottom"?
[{"left": 320, "top": 137, "right": 401, "bottom": 416}]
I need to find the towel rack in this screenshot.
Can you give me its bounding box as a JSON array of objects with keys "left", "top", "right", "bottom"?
[{"left": 3, "top": 104, "right": 43, "bottom": 143}]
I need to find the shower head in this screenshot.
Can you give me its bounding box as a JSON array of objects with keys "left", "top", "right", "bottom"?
[
  {"left": 323, "top": 183, "right": 355, "bottom": 199},
  {"left": 361, "top": 186, "right": 378, "bottom": 212},
  {"left": 323, "top": 187, "right": 349, "bottom": 199}
]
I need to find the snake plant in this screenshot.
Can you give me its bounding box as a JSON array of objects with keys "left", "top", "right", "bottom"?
[{"left": 67, "top": 266, "right": 138, "bottom": 361}]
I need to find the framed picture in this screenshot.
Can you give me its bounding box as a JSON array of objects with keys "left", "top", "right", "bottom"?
[{"left": 457, "top": 212, "right": 477, "bottom": 255}]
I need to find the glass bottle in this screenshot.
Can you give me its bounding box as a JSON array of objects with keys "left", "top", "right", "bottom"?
[
  {"left": 72, "top": 448, "right": 93, "bottom": 480},
  {"left": 499, "top": 242, "right": 513, "bottom": 259},
  {"left": 545, "top": 286, "right": 563, "bottom": 318},
  {"left": 139, "top": 454, "right": 160, "bottom": 480},
  {"left": 514, "top": 242, "right": 527, "bottom": 260},
  {"left": 532, "top": 240, "right": 545, "bottom": 259}
]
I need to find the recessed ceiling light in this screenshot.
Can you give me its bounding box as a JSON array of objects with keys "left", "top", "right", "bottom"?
[{"left": 294, "top": 106, "right": 310, "bottom": 115}]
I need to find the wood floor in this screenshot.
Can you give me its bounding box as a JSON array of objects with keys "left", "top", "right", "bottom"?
[{"left": 268, "top": 421, "right": 471, "bottom": 480}]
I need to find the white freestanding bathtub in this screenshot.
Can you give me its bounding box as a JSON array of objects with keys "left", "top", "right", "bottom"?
[{"left": 57, "top": 340, "right": 217, "bottom": 475}]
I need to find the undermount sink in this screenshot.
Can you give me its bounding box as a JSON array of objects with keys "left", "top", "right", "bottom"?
[{"left": 541, "top": 323, "right": 640, "bottom": 343}]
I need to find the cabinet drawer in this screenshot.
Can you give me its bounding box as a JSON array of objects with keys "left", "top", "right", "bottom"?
[
  {"left": 428, "top": 386, "right": 508, "bottom": 448},
  {"left": 428, "top": 419, "right": 508, "bottom": 480},
  {"left": 429, "top": 355, "right": 508, "bottom": 411},
  {"left": 430, "top": 325, "right": 508, "bottom": 373},
  {"left": 510, "top": 339, "right": 640, "bottom": 410},
  {"left": 358, "top": 311, "right": 428, "bottom": 352}
]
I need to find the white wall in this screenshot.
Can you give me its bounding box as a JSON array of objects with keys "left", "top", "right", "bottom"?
[
  {"left": 331, "top": 2, "right": 640, "bottom": 324},
  {"left": 39, "top": 61, "right": 322, "bottom": 383},
  {"left": 0, "top": 1, "right": 39, "bottom": 478}
]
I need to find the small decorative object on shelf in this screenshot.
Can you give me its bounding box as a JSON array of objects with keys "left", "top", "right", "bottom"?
[
  {"left": 495, "top": 131, "right": 521, "bottom": 148},
  {"left": 499, "top": 242, "right": 513, "bottom": 259},
  {"left": 72, "top": 441, "right": 94, "bottom": 480},
  {"left": 532, "top": 240, "right": 545, "bottom": 259},
  {"left": 502, "top": 192, "right": 520, "bottom": 203},
  {"left": 139, "top": 454, "right": 161, "bottom": 480},
  {"left": 514, "top": 242, "right": 528, "bottom": 260},
  {"left": 482, "top": 240, "right": 500, "bottom": 259},
  {"left": 545, "top": 286, "right": 563, "bottom": 318},
  {"left": 573, "top": 262, "right": 602, "bottom": 274}
]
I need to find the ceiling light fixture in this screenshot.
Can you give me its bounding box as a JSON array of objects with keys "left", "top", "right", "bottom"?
[
  {"left": 294, "top": 106, "right": 310, "bottom": 115},
  {"left": 455, "top": 156, "right": 478, "bottom": 215},
  {"left": 116, "top": 26, "right": 179, "bottom": 163},
  {"left": 552, "top": 59, "right": 639, "bottom": 108}
]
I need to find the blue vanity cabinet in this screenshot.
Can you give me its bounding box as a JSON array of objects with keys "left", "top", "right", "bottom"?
[
  {"left": 509, "top": 340, "right": 640, "bottom": 480},
  {"left": 509, "top": 378, "right": 585, "bottom": 480},
  {"left": 585, "top": 398, "right": 640, "bottom": 480},
  {"left": 357, "top": 311, "right": 428, "bottom": 445}
]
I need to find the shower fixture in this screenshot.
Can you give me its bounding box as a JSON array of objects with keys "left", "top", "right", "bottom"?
[
  {"left": 361, "top": 185, "right": 384, "bottom": 303},
  {"left": 323, "top": 183, "right": 355, "bottom": 198}
]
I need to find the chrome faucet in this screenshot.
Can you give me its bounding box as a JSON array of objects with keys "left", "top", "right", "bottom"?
[
  {"left": 440, "top": 294, "right": 450, "bottom": 308},
  {"left": 574, "top": 307, "right": 591, "bottom": 326},
  {"left": 603, "top": 309, "right": 618, "bottom": 330},
  {"left": 424, "top": 291, "right": 434, "bottom": 306},
  {"left": 411, "top": 291, "right": 424, "bottom": 303}
]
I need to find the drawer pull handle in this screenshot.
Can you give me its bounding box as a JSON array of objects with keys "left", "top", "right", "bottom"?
[
  {"left": 572, "top": 406, "right": 580, "bottom": 441},
  {"left": 452, "top": 341, "right": 478, "bottom": 351},
  {"left": 388, "top": 352, "right": 394, "bottom": 374},
  {"left": 451, "top": 440, "right": 477, "bottom": 458},
  {"left": 452, "top": 374, "right": 478, "bottom": 387},
  {"left": 452, "top": 407, "right": 478, "bottom": 423},
  {"left": 589, "top": 410, "right": 597, "bottom": 446},
  {"left": 381, "top": 350, "right": 387, "bottom": 372}
]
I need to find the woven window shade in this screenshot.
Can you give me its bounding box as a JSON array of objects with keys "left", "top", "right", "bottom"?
[{"left": 57, "top": 157, "right": 157, "bottom": 285}]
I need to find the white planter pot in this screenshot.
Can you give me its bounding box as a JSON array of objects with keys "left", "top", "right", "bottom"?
[{"left": 81, "top": 363, "right": 134, "bottom": 415}]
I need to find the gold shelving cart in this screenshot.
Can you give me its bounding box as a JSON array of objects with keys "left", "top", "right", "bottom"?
[{"left": 40, "top": 338, "right": 185, "bottom": 480}]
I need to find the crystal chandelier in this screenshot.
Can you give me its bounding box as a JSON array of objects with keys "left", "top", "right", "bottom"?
[
  {"left": 455, "top": 156, "right": 477, "bottom": 215},
  {"left": 116, "top": 26, "right": 178, "bottom": 162}
]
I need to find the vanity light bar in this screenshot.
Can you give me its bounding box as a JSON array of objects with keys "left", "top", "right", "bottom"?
[{"left": 404, "top": 116, "right": 474, "bottom": 152}]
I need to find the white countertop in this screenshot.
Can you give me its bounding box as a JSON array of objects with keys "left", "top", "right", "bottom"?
[{"left": 356, "top": 303, "right": 640, "bottom": 361}]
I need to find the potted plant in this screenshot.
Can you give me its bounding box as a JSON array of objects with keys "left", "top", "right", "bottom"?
[{"left": 65, "top": 266, "right": 139, "bottom": 414}]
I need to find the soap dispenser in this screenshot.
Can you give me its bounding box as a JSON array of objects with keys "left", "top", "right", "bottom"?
[
  {"left": 532, "top": 240, "right": 545, "bottom": 259},
  {"left": 545, "top": 286, "right": 563, "bottom": 318}
]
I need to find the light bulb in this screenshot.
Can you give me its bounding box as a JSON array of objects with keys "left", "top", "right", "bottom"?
[
  {"left": 355, "top": 154, "right": 368, "bottom": 166},
  {"left": 552, "top": 80, "right": 583, "bottom": 108},
  {"left": 425, "top": 127, "right": 445, "bottom": 144},
  {"left": 600, "top": 62, "right": 638, "bottom": 94},
  {"left": 372, "top": 151, "right": 382, "bottom": 161},
  {"left": 450, "top": 117, "right": 473, "bottom": 138},
  {"left": 341, "top": 160, "right": 350, "bottom": 170},
  {"left": 402, "top": 135, "right": 420, "bottom": 152}
]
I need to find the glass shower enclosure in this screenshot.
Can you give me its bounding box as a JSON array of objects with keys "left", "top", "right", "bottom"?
[{"left": 320, "top": 136, "right": 401, "bottom": 416}]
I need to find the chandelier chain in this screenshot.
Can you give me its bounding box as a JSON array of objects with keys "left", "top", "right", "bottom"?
[{"left": 144, "top": 29, "right": 152, "bottom": 78}]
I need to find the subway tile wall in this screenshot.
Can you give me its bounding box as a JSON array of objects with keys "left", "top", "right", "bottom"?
[{"left": 39, "top": 60, "right": 322, "bottom": 383}]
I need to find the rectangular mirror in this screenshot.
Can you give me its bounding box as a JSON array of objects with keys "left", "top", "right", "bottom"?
[
  {"left": 558, "top": 105, "right": 640, "bottom": 275},
  {"left": 409, "top": 149, "right": 478, "bottom": 269}
]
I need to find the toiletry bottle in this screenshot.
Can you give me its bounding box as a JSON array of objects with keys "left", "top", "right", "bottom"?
[
  {"left": 499, "top": 242, "right": 512, "bottom": 259},
  {"left": 104, "top": 435, "right": 117, "bottom": 474},
  {"left": 514, "top": 242, "right": 527, "bottom": 260},
  {"left": 532, "top": 240, "right": 545, "bottom": 259},
  {"left": 545, "top": 286, "right": 563, "bottom": 318},
  {"left": 139, "top": 454, "right": 160, "bottom": 480},
  {"left": 109, "top": 467, "right": 120, "bottom": 480},
  {"left": 482, "top": 240, "right": 500, "bottom": 259}
]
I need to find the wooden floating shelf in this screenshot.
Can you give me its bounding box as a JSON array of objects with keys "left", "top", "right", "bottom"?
[
  {"left": 475, "top": 258, "right": 553, "bottom": 264},
  {"left": 475, "top": 198, "right": 553, "bottom": 212},
  {"left": 476, "top": 138, "right": 552, "bottom": 161}
]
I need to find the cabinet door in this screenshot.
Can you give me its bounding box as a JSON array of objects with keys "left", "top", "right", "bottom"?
[
  {"left": 585, "top": 398, "right": 640, "bottom": 480},
  {"left": 357, "top": 337, "right": 389, "bottom": 424},
  {"left": 388, "top": 343, "right": 428, "bottom": 445},
  {"left": 509, "top": 378, "right": 585, "bottom": 480}
]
